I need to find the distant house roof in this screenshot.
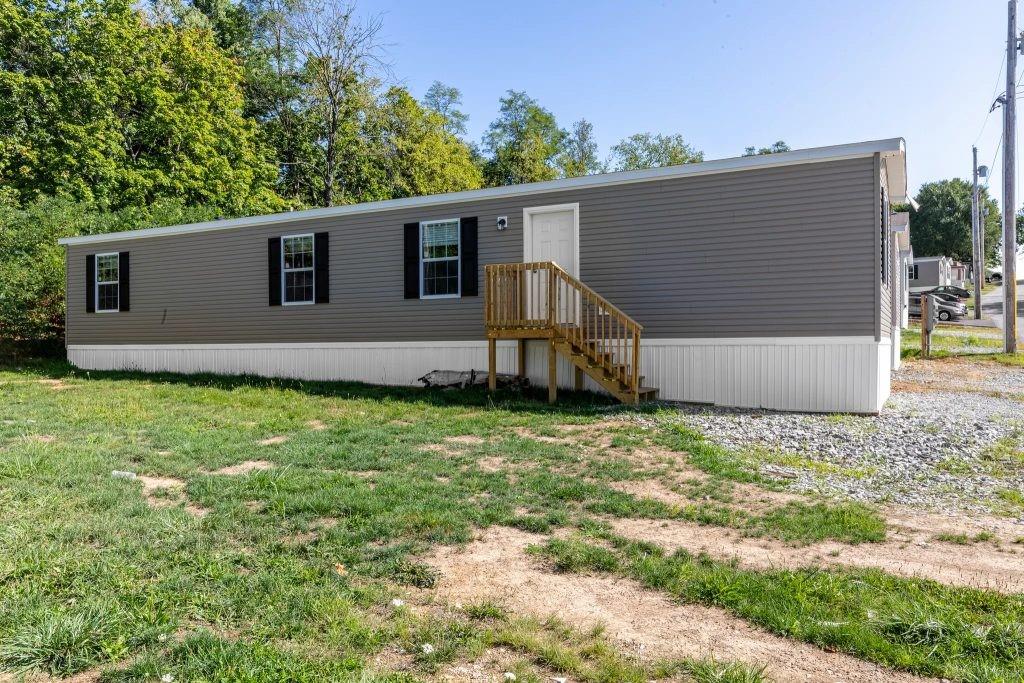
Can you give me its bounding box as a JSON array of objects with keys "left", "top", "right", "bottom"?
[{"left": 59, "top": 137, "right": 909, "bottom": 247}]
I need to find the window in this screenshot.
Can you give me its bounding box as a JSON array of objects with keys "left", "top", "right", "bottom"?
[
  {"left": 880, "top": 187, "right": 890, "bottom": 285},
  {"left": 908, "top": 264, "right": 919, "bottom": 281},
  {"left": 420, "top": 219, "right": 460, "bottom": 298},
  {"left": 282, "top": 234, "right": 314, "bottom": 304},
  {"left": 95, "top": 253, "right": 119, "bottom": 312}
]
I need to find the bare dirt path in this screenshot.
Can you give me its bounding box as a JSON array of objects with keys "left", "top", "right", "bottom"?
[
  {"left": 423, "top": 527, "right": 931, "bottom": 683},
  {"left": 611, "top": 513, "right": 1024, "bottom": 593}
]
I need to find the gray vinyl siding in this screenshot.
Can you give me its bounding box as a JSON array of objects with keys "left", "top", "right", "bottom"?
[
  {"left": 877, "top": 155, "right": 893, "bottom": 340},
  {"left": 65, "top": 157, "right": 878, "bottom": 345},
  {"left": 908, "top": 260, "right": 941, "bottom": 288}
]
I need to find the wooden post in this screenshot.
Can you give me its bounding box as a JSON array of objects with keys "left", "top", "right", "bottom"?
[
  {"left": 631, "top": 327, "right": 641, "bottom": 402},
  {"left": 921, "top": 296, "right": 931, "bottom": 358},
  {"left": 547, "top": 339, "right": 557, "bottom": 404},
  {"left": 547, "top": 265, "right": 556, "bottom": 327},
  {"left": 488, "top": 338, "right": 497, "bottom": 390},
  {"left": 517, "top": 339, "right": 526, "bottom": 379},
  {"left": 574, "top": 366, "right": 584, "bottom": 391}
]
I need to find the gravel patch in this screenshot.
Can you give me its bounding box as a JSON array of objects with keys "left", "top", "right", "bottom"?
[{"left": 670, "top": 360, "right": 1024, "bottom": 518}]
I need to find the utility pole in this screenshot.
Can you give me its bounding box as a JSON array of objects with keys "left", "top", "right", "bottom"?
[
  {"left": 973, "top": 146, "right": 982, "bottom": 319},
  {"left": 1003, "top": 0, "right": 1018, "bottom": 352}
]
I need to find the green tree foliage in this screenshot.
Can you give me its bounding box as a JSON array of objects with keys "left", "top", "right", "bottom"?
[
  {"left": 482, "top": 90, "right": 566, "bottom": 186},
  {"left": 0, "top": 0, "right": 283, "bottom": 214},
  {"left": 608, "top": 133, "right": 703, "bottom": 171},
  {"left": 909, "top": 179, "right": 1005, "bottom": 266},
  {"left": 743, "top": 140, "right": 790, "bottom": 156},
  {"left": 423, "top": 81, "right": 469, "bottom": 136},
  {"left": 558, "top": 119, "right": 603, "bottom": 178},
  {"left": 0, "top": 196, "right": 223, "bottom": 350},
  {"left": 372, "top": 87, "right": 483, "bottom": 198}
]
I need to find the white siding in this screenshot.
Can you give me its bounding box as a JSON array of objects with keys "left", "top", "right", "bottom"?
[{"left": 70, "top": 336, "right": 890, "bottom": 413}]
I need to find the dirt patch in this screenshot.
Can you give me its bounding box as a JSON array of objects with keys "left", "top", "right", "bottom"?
[
  {"left": 611, "top": 516, "right": 1024, "bottom": 593},
  {"left": 514, "top": 426, "right": 572, "bottom": 444},
  {"left": 135, "top": 474, "right": 208, "bottom": 518},
  {"left": 430, "top": 647, "right": 524, "bottom": 682},
  {"left": 418, "top": 443, "right": 464, "bottom": 456},
  {"left": 37, "top": 378, "right": 76, "bottom": 390},
  {"left": 258, "top": 435, "right": 288, "bottom": 445},
  {"left": 307, "top": 420, "right": 327, "bottom": 431},
  {"left": 423, "top": 527, "right": 926, "bottom": 682},
  {"left": 608, "top": 477, "right": 804, "bottom": 514},
  {"left": 445, "top": 435, "right": 486, "bottom": 445},
  {"left": 213, "top": 460, "right": 275, "bottom": 475},
  {"left": 282, "top": 517, "right": 338, "bottom": 546},
  {"left": 27, "top": 434, "right": 57, "bottom": 444},
  {"left": 476, "top": 456, "right": 508, "bottom": 473}
]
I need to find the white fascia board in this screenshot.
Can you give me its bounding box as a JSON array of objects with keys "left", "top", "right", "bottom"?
[{"left": 59, "top": 137, "right": 906, "bottom": 247}]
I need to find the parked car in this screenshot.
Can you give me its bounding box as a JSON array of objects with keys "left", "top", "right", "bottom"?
[
  {"left": 928, "top": 285, "right": 971, "bottom": 300},
  {"left": 927, "top": 290, "right": 965, "bottom": 304},
  {"left": 909, "top": 294, "right": 967, "bottom": 321},
  {"left": 988, "top": 272, "right": 1003, "bottom": 283}
]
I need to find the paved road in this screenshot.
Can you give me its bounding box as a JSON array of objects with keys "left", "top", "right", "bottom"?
[{"left": 981, "top": 279, "right": 1024, "bottom": 344}]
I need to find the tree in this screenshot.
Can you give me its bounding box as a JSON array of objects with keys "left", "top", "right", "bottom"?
[
  {"left": 0, "top": 0, "right": 282, "bottom": 214},
  {"left": 0, "top": 195, "right": 224, "bottom": 352},
  {"left": 372, "top": 87, "right": 482, "bottom": 198},
  {"left": 423, "top": 81, "right": 468, "bottom": 136},
  {"left": 909, "top": 179, "right": 1004, "bottom": 266},
  {"left": 482, "top": 90, "right": 565, "bottom": 186},
  {"left": 558, "top": 119, "right": 603, "bottom": 178},
  {"left": 608, "top": 133, "right": 703, "bottom": 171},
  {"left": 292, "top": 0, "right": 387, "bottom": 206},
  {"left": 743, "top": 140, "right": 790, "bottom": 156}
]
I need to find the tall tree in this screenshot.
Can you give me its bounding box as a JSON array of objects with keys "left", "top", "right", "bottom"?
[
  {"left": 422, "top": 81, "right": 468, "bottom": 136},
  {"left": 373, "top": 87, "right": 482, "bottom": 197},
  {"left": 482, "top": 90, "right": 565, "bottom": 186},
  {"left": 558, "top": 119, "right": 603, "bottom": 177},
  {"left": 292, "top": 0, "right": 387, "bottom": 206},
  {"left": 0, "top": 0, "right": 282, "bottom": 214},
  {"left": 743, "top": 141, "right": 791, "bottom": 156},
  {"left": 909, "top": 179, "right": 1007, "bottom": 266},
  {"left": 608, "top": 133, "right": 703, "bottom": 171}
]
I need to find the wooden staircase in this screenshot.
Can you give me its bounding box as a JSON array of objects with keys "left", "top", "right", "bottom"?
[{"left": 484, "top": 261, "right": 658, "bottom": 404}]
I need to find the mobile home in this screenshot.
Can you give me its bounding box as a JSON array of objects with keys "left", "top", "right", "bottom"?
[
  {"left": 908, "top": 256, "right": 952, "bottom": 292},
  {"left": 60, "top": 138, "right": 910, "bottom": 413}
]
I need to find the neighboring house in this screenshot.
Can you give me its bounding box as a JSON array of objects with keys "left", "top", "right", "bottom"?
[
  {"left": 60, "top": 138, "right": 910, "bottom": 414},
  {"left": 950, "top": 261, "right": 968, "bottom": 288},
  {"left": 908, "top": 256, "right": 952, "bottom": 292},
  {"left": 890, "top": 212, "right": 913, "bottom": 371}
]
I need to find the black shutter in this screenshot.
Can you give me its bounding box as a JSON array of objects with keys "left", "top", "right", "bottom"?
[
  {"left": 404, "top": 222, "right": 420, "bottom": 299},
  {"left": 268, "top": 237, "right": 282, "bottom": 306},
  {"left": 85, "top": 255, "right": 96, "bottom": 313},
  {"left": 314, "top": 232, "right": 329, "bottom": 303},
  {"left": 118, "top": 251, "right": 130, "bottom": 312},
  {"left": 460, "top": 216, "right": 478, "bottom": 297}
]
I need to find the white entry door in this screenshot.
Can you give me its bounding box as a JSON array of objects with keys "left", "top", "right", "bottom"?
[
  {"left": 524, "top": 204, "right": 578, "bottom": 323},
  {"left": 525, "top": 206, "right": 577, "bottom": 276}
]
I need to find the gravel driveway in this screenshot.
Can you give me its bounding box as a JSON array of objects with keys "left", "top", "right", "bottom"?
[{"left": 675, "top": 357, "right": 1024, "bottom": 518}]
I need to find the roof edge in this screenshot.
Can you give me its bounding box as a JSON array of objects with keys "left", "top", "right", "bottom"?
[{"left": 59, "top": 137, "right": 905, "bottom": 246}]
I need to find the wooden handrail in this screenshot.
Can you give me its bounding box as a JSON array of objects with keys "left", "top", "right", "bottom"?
[{"left": 484, "top": 262, "right": 643, "bottom": 400}]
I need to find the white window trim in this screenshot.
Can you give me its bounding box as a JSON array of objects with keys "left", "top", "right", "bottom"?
[
  {"left": 281, "top": 233, "right": 315, "bottom": 306},
  {"left": 419, "top": 218, "right": 461, "bottom": 300},
  {"left": 95, "top": 252, "right": 120, "bottom": 313}
]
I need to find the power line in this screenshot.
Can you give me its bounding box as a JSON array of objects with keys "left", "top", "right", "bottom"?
[{"left": 977, "top": 52, "right": 1007, "bottom": 144}]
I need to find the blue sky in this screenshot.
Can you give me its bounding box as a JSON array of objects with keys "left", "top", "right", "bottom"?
[{"left": 358, "top": 0, "right": 1011, "bottom": 199}]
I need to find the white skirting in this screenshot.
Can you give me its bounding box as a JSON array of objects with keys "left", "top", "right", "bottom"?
[
  {"left": 68, "top": 336, "right": 892, "bottom": 413},
  {"left": 890, "top": 327, "right": 902, "bottom": 371}
]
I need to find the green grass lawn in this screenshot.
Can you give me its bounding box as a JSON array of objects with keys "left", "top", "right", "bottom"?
[{"left": 1, "top": 361, "right": 1021, "bottom": 681}]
